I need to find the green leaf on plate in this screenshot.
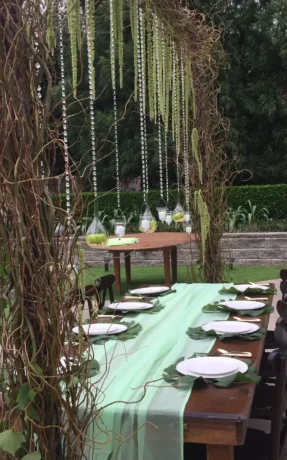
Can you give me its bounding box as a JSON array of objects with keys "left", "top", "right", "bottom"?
[
  {"left": 0, "top": 430, "right": 25, "bottom": 455},
  {"left": 22, "top": 452, "right": 42, "bottom": 460}
]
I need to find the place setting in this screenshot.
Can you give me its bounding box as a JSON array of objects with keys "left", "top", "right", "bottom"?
[
  {"left": 163, "top": 354, "right": 261, "bottom": 389},
  {"left": 187, "top": 319, "right": 265, "bottom": 341},
  {"left": 102, "top": 299, "right": 165, "bottom": 315},
  {"left": 71, "top": 320, "right": 142, "bottom": 344},
  {"left": 202, "top": 299, "right": 274, "bottom": 316},
  {"left": 219, "top": 282, "right": 277, "bottom": 296},
  {"left": 128, "top": 285, "right": 177, "bottom": 297}
]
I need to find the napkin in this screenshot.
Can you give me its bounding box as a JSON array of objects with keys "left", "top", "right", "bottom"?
[{"left": 106, "top": 238, "right": 139, "bottom": 247}]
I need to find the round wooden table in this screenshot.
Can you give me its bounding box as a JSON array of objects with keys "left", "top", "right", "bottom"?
[{"left": 104, "top": 232, "right": 194, "bottom": 294}]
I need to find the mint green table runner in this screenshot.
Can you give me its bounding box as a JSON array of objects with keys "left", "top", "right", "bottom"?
[{"left": 86, "top": 283, "right": 236, "bottom": 460}]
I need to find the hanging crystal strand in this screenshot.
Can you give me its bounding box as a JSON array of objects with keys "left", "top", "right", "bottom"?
[
  {"left": 161, "top": 23, "right": 169, "bottom": 205},
  {"left": 109, "top": 0, "right": 121, "bottom": 209},
  {"left": 59, "top": 4, "right": 71, "bottom": 224},
  {"left": 137, "top": 1, "right": 146, "bottom": 203},
  {"left": 34, "top": 29, "right": 45, "bottom": 180},
  {"left": 85, "top": 0, "right": 97, "bottom": 201},
  {"left": 172, "top": 42, "right": 180, "bottom": 196},
  {"left": 139, "top": 4, "right": 148, "bottom": 196},
  {"left": 154, "top": 15, "right": 163, "bottom": 199},
  {"left": 180, "top": 48, "right": 189, "bottom": 212}
]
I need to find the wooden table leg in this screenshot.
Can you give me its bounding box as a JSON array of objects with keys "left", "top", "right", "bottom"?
[
  {"left": 112, "top": 252, "right": 121, "bottom": 295},
  {"left": 163, "top": 248, "right": 171, "bottom": 287},
  {"left": 171, "top": 246, "right": 177, "bottom": 284},
  {"left": 124, "top": 251, "right": 131, "bottom": 284},
  {"left": 207, "top": 445, "right": 234, "bottom": 460}
]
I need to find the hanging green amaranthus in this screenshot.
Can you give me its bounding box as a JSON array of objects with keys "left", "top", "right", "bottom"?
[
  {"left": 194, "top": 190, "right": 210, "bottom": 265},
  {"left": 146, "top": 4, "right": 154, "bottom": 119},
  {"left": 117, "top": 0, "right": 124, "bottom": 88},
  {"left": 130, "top": 0, "right": 138, "bottom": 100},
  {"left": 85, "top": 0, "right": 96, "bottom": 98},
  {"left": 192, "top": 127, "right": 202, "bottom": 184},
  {"left": 164, "top": 37, "right": 172, "bottom": 131},
  {"left": 67, "top": 0, "right": 81, "bottom": 96},
  {"left": 46, "top": 0, "right": 55, "bottom": 53},
  {"left": 175, "top": 50, "right": 181, "bottom": 152}
]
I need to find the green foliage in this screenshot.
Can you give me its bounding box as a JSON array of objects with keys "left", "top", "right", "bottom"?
[
  {"left": 22, "top": 453, "right": 41, "bottom": 460},
  {"left": 17, "top": 383, "right": 34, "bottom": 410},
  {"left": 0, "top": 430, "right": 25, "bottom": 456},
  {"left": 190, "top": 0, "right": 287, "bottom": 185},
  {"left": 226, "top": 184, "right": 287, "bottom": 220},
  {"left": 245, "top": 199, "right": 269, "bottom": 224},
  {"left": 224, "top": 206, "right": 246, "bottom": 232},
  {"left": 61, "top": 184, "right": 287, "bottom": 226}
]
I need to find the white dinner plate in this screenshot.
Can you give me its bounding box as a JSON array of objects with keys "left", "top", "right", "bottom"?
[
  {"left": 108, "top": 302, "right": 154, "bottom": 311},
  {"left": 202, "top": 321, "right": 259, "bottom": 335},
  {"left": 129, "top": 286, "right": 170, "bottom": 295},
  {"left": 234, "top": 284, "right": 269, "bottom": 292},
  {"left": 72, "top": 323, "right": 127, "bottom": 336},
  {"left": 218, "top": 300, "right": 265, "bottom": 311},
  {"left": 176, "top": 356, "right": 248, "bottom": 379}
]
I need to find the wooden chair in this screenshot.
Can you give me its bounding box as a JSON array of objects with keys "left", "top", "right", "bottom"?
[
  {"left": 73, "top": 274, "right": 116, "bottom": 318},
  {"left": 280, "top": 269, "right": 287, "bottom": 302},
  {"left": 235, "top": 352, "right": 287, "bottom": 460},
  {"left": 234, "top": 297, "right": 287, "bottom": 460}
]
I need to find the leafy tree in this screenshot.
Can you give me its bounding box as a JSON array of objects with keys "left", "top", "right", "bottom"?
[{"left": 191, "top": 0, "right": 287, "bottom": 185}]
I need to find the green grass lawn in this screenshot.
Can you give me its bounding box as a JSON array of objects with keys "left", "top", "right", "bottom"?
[{"left": 85, "top": 265, "right": 282, "bottom": 297}]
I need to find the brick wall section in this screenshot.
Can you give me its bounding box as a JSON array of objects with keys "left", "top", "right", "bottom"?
[{"left": 78, "top": 233, "right": 287, "bottom": 268}]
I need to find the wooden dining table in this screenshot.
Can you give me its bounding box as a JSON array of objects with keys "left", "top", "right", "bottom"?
[
  {"left": 183, "top": 286, "right": 274, "bottom": 460},
  {"left": 104, "top": 232, "right": 194, "bottom": 294}
]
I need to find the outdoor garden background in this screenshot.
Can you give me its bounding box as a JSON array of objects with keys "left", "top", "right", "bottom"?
[{"left": 0, "top": 0, "right": 287, "bottom": 459}]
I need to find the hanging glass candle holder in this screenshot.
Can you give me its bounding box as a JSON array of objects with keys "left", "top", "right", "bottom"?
[
  {"left": 156, "top": 197, "right": 168, "bottom": 223},
  {"left": 86, "top": 213, "right": 109, "bottom": 247},
  {"left": 139, "top": 204, "right": 157, "bottom": 233},
  {"left": 184, "top": 211, "right": 191, "bottom": 223},
  {"left": 114, "top": 220, "right": 126, "bottom": 240},
  {"left": 165, "top": 211, "right": 172, "bottom": 226},
  {"left": 183, "top": 222, "right": 192, "bottom": 234},
  {"left": 172, "top": 202, "right": 185, "bottom": 223}
]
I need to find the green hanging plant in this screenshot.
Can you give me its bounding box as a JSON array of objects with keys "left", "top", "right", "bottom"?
[
  {"left": 194, "top": 190, "right": 210, "bottom": 265},
  {"left": 146, "top": 4, "right": 154, "bottom": 119},
  {"left": 67, "top": 0, "right": 81, "bottom": 96},
  {"left": 191, "top": 127, "right": 202, "bottom": 184},
  {"left": 85, "top": 0, "right": 96, "bottom": 99},
  {"left": 164, "top": 37, "right": 172, "bottom": 131},
  {"left": 130, "top": 0, "right": 138, "bottom": 100},
  {"left": 117, "top": 0, "right": 124, "bottom": 88},
  {"left": 46, "top": 0, "right": 55, "bottom": 54}
]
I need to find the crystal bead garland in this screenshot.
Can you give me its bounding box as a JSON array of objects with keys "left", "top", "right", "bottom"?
[
  {"left": 154, "top": 14, "right": 164, "bottom": 200},
  {"left": 85, "top": 0, "right": 97, "bottom": 201},
  {"left": 162, "top": 23, "right": 169, "bottom": 206},
  {"left": 137, "top": 1, "right": 146, "bottom": 203},
  {"left": 59, "top": 4, "right": 71, "bottom": 224},
  {"left": 172, "top": 42, "right": 180, "bottom": 196},
  {"left": 34, "top": 31, "right": 45, "bottom": 180},
  {"left": 180, "top": 48, "right": 190, "bottom": 212},
  {"left": 139, "top": 4, "right": 149, "bottom": 196},
  {"left": 109, "top": 0, "right": 120, "bottom": 209}
]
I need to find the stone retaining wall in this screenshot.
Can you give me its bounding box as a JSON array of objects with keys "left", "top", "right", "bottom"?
[{"left": 79, "top": 232, "right": 287, "bottom": 268}]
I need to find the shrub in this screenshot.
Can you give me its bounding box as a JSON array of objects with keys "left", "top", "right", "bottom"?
[{"left": 58, "top": 184, "right": 287, "bottom": 223}]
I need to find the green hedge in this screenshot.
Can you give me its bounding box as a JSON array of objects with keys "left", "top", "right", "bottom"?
[
  {"left": 59, "top": 184, "right": 287, "bottom": 220},
  {"left": 226, "top": 184, "right": 287, "bottom": 220}
]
